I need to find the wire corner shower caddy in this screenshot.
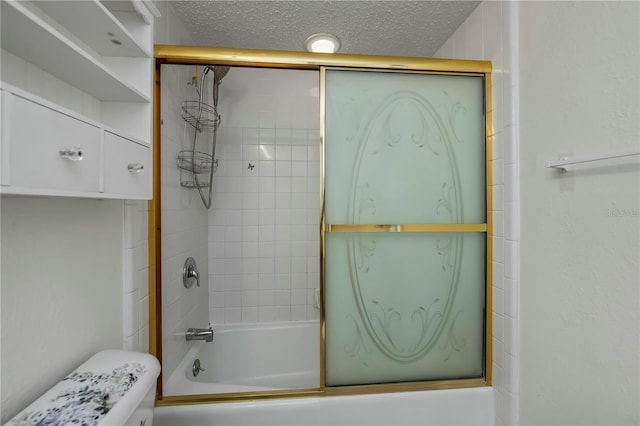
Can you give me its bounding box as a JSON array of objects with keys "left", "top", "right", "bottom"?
[{"left": 178, "top": 66, "right": 230, "bottom": 208}]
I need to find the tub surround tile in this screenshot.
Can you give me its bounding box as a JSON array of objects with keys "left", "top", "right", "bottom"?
[
  {"left": 436, "top": 2, "right": 520, "bottom": 423},
  {"left": 504, "top": 315, "right": 519, "bottom": 358},
  {"left": 242, "top": 307, "right": 259, "bottom": 323},
  {"left": 492, "top": 131, "right": 505, "bottom": 161},
  {"left": 208, "top": 68, "right": 320, "bottom": 325},
  {"left": 493, "top": 211, "right": 505, "bottom": 238},
  {"left": 493, "top": 287, "right": 505, "bottom": 316},
  {"left": 158, "top": 63, "right": 210, "bottom": 386},
  {"left": 504, "top": 278, "right": 519, "bottom": 319}
]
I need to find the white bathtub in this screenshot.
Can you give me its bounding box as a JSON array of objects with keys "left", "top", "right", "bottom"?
[
  {"left": 154, "top": 387, "right": 495, "bottom": 425},
  {"left": 164, "top": 321, "right": 320, "bottom": 395},
  {"left": 158, "top": 321, "right": 495, "bottom": 425}
]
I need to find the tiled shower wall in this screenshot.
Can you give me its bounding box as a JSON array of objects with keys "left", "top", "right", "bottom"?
[
  {"left": 435, "top": 2, "right": 521, "bottom": 425},
  {"left": 159, "top": 63, "right": 210, "bottom": 384},
  {"left": 156, "top": 4, "right": 210, "bottom": 384},
  {"left": 208, "top": 68, "right": 321, "bottom": 324}
]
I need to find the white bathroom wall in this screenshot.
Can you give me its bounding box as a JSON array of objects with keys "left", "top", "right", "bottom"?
[
  {"left": 518, "top": 2, "right": 639, "bottom": 425},
  {"left": 155, "top": 3, "right": 210, "bottom": 385},
  {"left": 0, "top": 1, "right": 156, "bottom": 422},
  {"left": 0, "top": 12, "right": 129, "bottom": 421},
  {"left": 208, "top": 68, "right": 321, "bottom": 324},
  {"left": 0, "top": 197, "right": 123, "bottom": 423},
  {"left": 434, "top": 2, "right": 519, "bottom": 424}
]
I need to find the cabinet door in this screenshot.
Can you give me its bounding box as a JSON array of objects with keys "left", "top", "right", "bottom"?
[
  {"left": 103, "top": 131, "right": 151, "bottom": 198},
  {"left": 3, "top": 93, "right": 100, "bottom": 193}
]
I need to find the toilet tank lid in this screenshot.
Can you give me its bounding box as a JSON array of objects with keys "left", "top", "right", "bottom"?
[{"left": 6, "top": 349, "right": 160, "bottom": 426}]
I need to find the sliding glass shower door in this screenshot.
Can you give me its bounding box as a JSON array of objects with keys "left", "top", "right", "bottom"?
[{"left": 322, "top": 68, "right": 488, "bottom": 386}]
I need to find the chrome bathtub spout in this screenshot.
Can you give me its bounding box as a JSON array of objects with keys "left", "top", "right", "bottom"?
[{"left": 186, "top": 327, "right": 214, "bottom": 343}]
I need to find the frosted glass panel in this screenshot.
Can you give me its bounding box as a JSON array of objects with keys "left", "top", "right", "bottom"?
[
  {"left": 324, "top": 70, "right": 485, "bottom": 224},
  {"left": 325, "top": 232, "right": 485, "bottom": 386}
]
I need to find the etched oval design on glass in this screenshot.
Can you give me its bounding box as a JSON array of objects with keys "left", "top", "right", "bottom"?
[
  {"left": 345, "top": 90, "right": 465, "bottom": 362},
  {"left": 324, "top": 69, "right": 486, "bottom": 385}
]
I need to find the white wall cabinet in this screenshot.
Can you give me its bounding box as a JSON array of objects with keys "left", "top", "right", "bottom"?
[
  {"left": 1, "top": 84, "right": 151, "bottom": 199},
  {"left": 103, "top": 131, "right": 151, "bottom": 198},
  {"left": 0, "top": 0, "right": 155, "bottom": 199}
]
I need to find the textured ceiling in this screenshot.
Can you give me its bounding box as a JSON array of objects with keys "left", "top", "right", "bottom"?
[{"left": 169, "top": 1, "right": 481, "bottom": 57}]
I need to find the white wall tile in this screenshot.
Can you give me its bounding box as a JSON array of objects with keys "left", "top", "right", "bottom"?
[
  {"left": 504, "top": 278, "right": 519, "bottom": 319},
  {"left": 138, "top": 296, "right": 149, "bottom": 334},
  {"left": 493, "top": 236, "right": 504, "bottom": 263},
  {"left": 493, "top": 185, "right": 505, "bottom": 212},
  {"left": 493, "top": 261, "right": 505, "bottom": 290},
  {"left": 504, "top": 315, "right": 519, "bottom": 358},
  {"left": 493, "top": 211, "right": 505, "bottom": 238},
  {"left": 504, "top": 240, "right": 519, "bottom": 279},
  {"left": 122, "top": 248, "right": 136, "bottom": 293},
  {"left": 225, "top": 307, "right": 242, "bottom": 323},
  {"left": 493, "top": 312, "right": 504, "bottom": 343},
  {"left": 493, "top": 338, "right": 505, "bottom": 368},
  {"left": 492, "top": 363, "right": 504, "bottom": 394},
  {"left": 258, "top": 306, "right": 274, "bottom": 321},
  {"left": 205, "top": 69, "right": 321, "bottom": 324},
  {"left": 242, "top": 307, "right": 259, "bottom": 322},
  {"left": 504, "top": 202, "right": 520, "bottom": 241},
  {"left": 157, "top": 25, "right": 209, "bottom": 385},
  {"left": 123, "top": 333, "right": 139, "bottom": 352},
  {"left": 291, "top": 305, "right": 307, "bottom": 321},
  {"left": 493, "top": 287, "right": 505, "bottom": 317},
  {"left": 435, "top": 2, "right": 520, "bottom": 422}
]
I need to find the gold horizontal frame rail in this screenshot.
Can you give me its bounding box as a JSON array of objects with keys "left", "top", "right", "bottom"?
[
  {"left": 154, "top": 45, "right": 491, "bottom": 73},
  {"left": 156, "top": 389, "right": 322, "bottom": 407},
  {"left": 326, "top": 223, "right": 488, "bottom": 233},
  {"left": 324, "top": 377, "right": 487, "bottom": 396},
  {"left": 322, "top": 65, "right": 486, "bottom": 79}
]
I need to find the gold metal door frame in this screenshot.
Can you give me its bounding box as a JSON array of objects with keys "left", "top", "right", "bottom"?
[{"left": 151, "top": 45, "right": 492, "bottom": 406}]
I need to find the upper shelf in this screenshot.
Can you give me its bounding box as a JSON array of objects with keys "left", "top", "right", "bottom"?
[
  {"left": 0, "top": 0, "right": 150, "bottom": 103},
  {"left": 32, "top": 0, "right": 151, "bottom": 58}
]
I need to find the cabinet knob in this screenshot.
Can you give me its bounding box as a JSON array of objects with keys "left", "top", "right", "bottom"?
[
  {"left": 128, "top": 163, "right": 145, "bottom": 173},
  {"left": 59, "top": 146, "right": 83, "bottom": 161}
]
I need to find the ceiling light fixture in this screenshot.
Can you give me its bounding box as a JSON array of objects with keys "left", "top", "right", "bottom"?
[{"left": 305, "top": 33, "right": 341, "bottom": 53}]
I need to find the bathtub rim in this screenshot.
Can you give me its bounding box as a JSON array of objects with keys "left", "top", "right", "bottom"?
[{"left": 154, "top": 386, "right": 496, "bottom": 426}]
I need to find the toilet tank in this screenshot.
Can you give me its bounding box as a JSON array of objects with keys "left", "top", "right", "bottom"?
[{"left": 5, "top": 350, "right": 160, "bottom": 426}]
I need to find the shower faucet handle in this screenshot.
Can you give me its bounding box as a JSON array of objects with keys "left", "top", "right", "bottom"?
[{"left": 183, "top": 257, "right": 200, "bottom": 288}]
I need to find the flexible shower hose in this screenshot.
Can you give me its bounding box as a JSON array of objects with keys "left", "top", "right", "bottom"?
[{"left": 191, "top": 67, "right": 219, "bottom": 209}]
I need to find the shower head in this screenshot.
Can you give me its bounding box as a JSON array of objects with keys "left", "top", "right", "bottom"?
[
  {"left": 212, "top": 66, "right": 230, "bottom": 82},
  {"left": 210, "top": 66, "right": 230, "bottom": 109}
]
